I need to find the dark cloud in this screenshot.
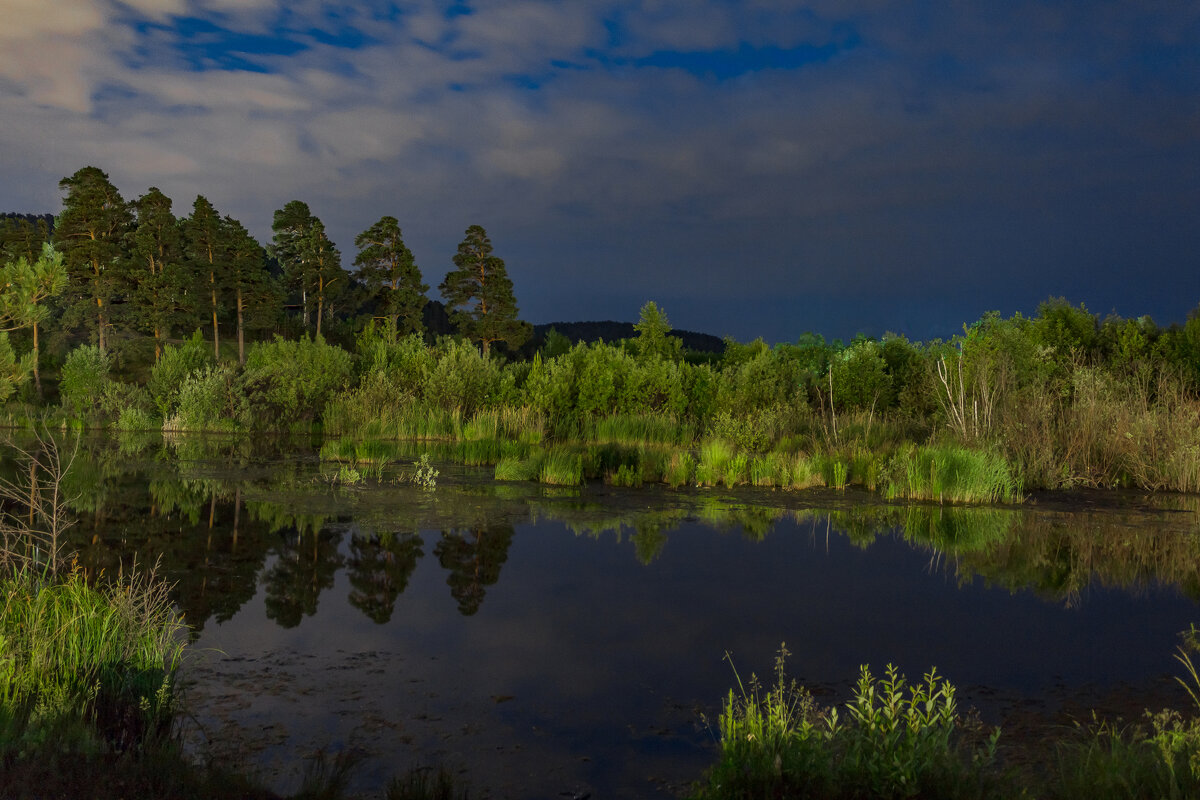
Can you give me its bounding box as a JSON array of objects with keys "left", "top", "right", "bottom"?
[{"left": 0, "top": 1, "right": 1196, "bottom": 341}]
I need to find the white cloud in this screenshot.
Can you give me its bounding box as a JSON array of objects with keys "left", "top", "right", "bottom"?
[{"left": 0, "top": 0, "right": 106, "bottom": 40}]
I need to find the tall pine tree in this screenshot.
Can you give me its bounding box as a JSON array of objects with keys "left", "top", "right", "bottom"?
[
  {"left": 354, "top": 216, "right": 427, "bottom": 338},
  {"left": 53, "top": 166, "right": 132, "bottom": 352},
  {"left": 300, "top": 219, "right": 345, "bottom": 339},
  {"left": 270, "top": 200, "right": 316, "bottom": 330},
  {"left": 224, "top": 215, "right": 278, "bottom": 364},
  {"left": 439, "top": 225, "right": 530, "bottom": 355},
  {"left": 130, "top": 188, "right": 193, "bottom": 361},
  {"left": 182, "top": 195, "right": 231, "bottom": 359}
]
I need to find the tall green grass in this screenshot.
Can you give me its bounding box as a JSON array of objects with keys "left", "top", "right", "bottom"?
[
  {"left": 0, "top": 565, "right": 186, "bottom": 751},
  {"left": 587, "top": 413, "right": 692, "bottom": 446},
  {"left": 539, "top": 447, "right": 583, "bottom": 486},
  {"left": 884, "top": 444, "right": 1021, "bottom": 504}
]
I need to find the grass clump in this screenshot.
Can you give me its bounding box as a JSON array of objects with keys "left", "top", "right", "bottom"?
[
  {"left": 695, "top": 645, "right": 1001, "bottom": 800},
  {"left": 696, "top": 439, "right": 737, "bottom": 487},
  {"left": 539, "top": 446, "right": 583, "bottom": 486},
  {"left": 387, "top": 765, "right": 472, "bottom": 799},
  {"left": 884, "top": 444, "right": 1021, "bottom": 504},
  {"left": 495, "top": 452, "right": 543, "bottom": 482},
  {"left": 0, "top": 563, "right": 186, "bottom": 754}
]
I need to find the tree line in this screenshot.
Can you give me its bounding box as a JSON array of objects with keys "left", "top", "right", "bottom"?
[{"left": 0, "top": 165, "right": 530, "bottom": 386}]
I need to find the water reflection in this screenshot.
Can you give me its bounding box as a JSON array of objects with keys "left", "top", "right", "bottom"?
[{"left": 19, "top": 435, "right": 1200, "bottom": 634}]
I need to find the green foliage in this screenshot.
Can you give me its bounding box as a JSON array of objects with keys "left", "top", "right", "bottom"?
[
  {"left": 696, "top": 438, "right": 739, "bottom": 487},
  {"left": 884, "top": 444, "right": 1020, "bottom": 504},
  {"left": 439, "top": 225, "right": 530, "bottom": 354},
  {"left": 831, "top": 338, "right": 893, "bottom": 412},
  {"left": 412, "top": 453, "right": 438, "bottom": 490},
  {"left": 147, "top": 331, "right": 213, "bottom": 417},
  {"left": 425, "top": 337, "right": 502, "bottom": 416},
  {"left": 130, "top": 187, "right": 194, "bottom": 357},
  {"left": 698, "top": 647, "right": 1000, "bottom": 800},
  {"left": 167, "top": 364, "right": 242, "bottom": 432},
  {"left": 0, "top": 241, "right": 67, "bottom": 333},
  {"left": 539, "top": 446, "right": 583, "bottom": 485},
  {"left": 355, "top": 215, "right": 428, "bottom": 335},
  {"left": 634, "top": 300, "right": 682, "bottom": 361},
  {"left": 53, "top": 166, "right": 133, "bottom": 352},
  {"left": 59, "top": 344, "right": 111, "bottom": 418},
  {"left": 0, "top": 566, "right": 185, "bottom": 753},
  {"left": 665, "top": 450, "right": 696, "bottom": 488},
  {"left": 242, "top": 336, "right": 353, "bottom": 426},
  {"left": 0, "top": 331, "right": 34, "bottom": 403}
]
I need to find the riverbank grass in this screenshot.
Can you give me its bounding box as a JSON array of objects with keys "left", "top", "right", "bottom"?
[
  {"left": 0, "top": 564, "right": 185, "bottom": 753},
  {"left": 885, "top": 444, "right": 1021, "bottom": 504}
]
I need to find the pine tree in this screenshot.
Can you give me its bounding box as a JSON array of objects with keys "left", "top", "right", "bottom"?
[
  {"left": 270, "top": 200, "right": 316, "bottom": 329},
  {"left": 300, "top": 219, "right": 345, "bottom": 339},
  {"left": 354, "top": 216, "right": 427, "bottom": 338},
  {"left": 0, "top": 216, "right": 51, "bottom": 264},
  {"left": 182, "top": 195, "right": 231, "bottom": 359},
  {"left": 439, "top": 225, "right": 530, "bottom": 355},
  {"left": 224, "top": 215, "right": 278, "bottom": 364},
  {"left": 0, "top": 242, "right": 67, "bottom": 393},
  {"left": 131, "top": 188, "right": 193, "bottom": 361},
  {"left": 53, "top": 166, "right": 133, "bottom": 352}
]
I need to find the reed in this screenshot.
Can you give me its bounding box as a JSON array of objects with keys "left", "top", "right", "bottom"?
[
  {"left": 588, "top": 413, "right": 692, "bottom": 447},
  {"left": 695, "top": 438, "right": 735, "bottom": 487},
  {"left": 494, "top": 453, "right": 542, "bottom": 482},
  {"left": 0, "top": 564, "right": 185, "bottom": 751},
  {"left": 885, "top": 444, "right": 1020, "bottom": 504},
  {"left": 665, "top": 450, "right": 696, "bottom": 488},
  {"left": 539, "top": 446, "right": 583, "bottom": 486}
]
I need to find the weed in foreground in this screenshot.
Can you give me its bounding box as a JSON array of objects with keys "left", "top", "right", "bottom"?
[{"left": 695, "top": 645, "right": 1002, "bottom": 800}]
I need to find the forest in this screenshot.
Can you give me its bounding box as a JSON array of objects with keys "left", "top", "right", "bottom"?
[{"left": 4, "top": 165, "right": 1200, "bottom": 499}]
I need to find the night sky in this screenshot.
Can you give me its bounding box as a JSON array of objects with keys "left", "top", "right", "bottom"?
[{"left": 1, "top": 1, "right": 1197, "bottom": 343}]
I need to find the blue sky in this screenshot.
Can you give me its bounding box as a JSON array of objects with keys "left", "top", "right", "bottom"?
[{"left": 1, "top": 1, "right": 1197, "bottom": 342}]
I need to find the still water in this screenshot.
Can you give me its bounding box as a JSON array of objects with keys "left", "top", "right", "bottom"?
[{"left": 48, "top": 436, "right": 1200, "bottom": 797}]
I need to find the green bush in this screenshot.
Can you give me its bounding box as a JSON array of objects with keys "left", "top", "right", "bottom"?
[
  {"left": 147, "top": 332, "right": 213, "bottom": 417},
  {"left": 241, "top": 336, "right": 353, "bottom": 427},
  {"left": 166, "top": 365, "right": 242, "bottom": 433},
  {"left": 425, "top": 338, "right": 502, "bottom": 417},
  {"left": 59, "top": 345, "right": 111, "bottom": 419}
]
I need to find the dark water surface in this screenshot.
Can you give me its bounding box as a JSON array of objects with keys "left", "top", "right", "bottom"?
[{"left": 42, "top": 437, "right": 1200, "bottom": 797}]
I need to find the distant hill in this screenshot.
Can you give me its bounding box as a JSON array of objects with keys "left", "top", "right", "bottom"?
[{"left": 533, "top": 320, "right": 725, "bottom": 354}]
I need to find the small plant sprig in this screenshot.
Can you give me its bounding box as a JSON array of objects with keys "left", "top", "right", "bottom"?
[{"left": 412, "top": 453, "right": 438, "bottom": 491}]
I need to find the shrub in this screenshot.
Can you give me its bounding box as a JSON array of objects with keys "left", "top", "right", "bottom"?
[
  {"left": 241, "top": 336, "right": 353, "bottom": 427},
  {"left": 425, "top": 338, "right": 502, "bottom": 417},
  {"left": 147, "top": 332, "right": 213, "bottom": 418},
  {"left": 165, "top": 364, "right": 242, "bottom": 433},
  {"left": 59, "top": 345, "right": 111, "bottom": 419}
]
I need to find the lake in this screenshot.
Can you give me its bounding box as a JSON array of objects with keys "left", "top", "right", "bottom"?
[{"left": 44, "top": 435, "right": 1200, "bottom": 798}]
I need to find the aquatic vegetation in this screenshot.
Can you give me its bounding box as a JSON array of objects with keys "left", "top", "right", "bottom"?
[
  {"left": 495, "top": 452, "right": 541, "bottom": 482},
  {"left": 664, "top": 450, "right": 696, "bottom": 487},
  {"left": 695, "top": 438, "right": 736, "bottom": 487},
  {"left": 412, "top": 453, "right": 438, "bottom": 491},
  {"left": 539, "top": 446, "right": 583, "bottom": 486},
  {"left": 884, "top": 444, "right": 1020, "bottom": 504},
  {"left": 696, "top": 646, "right": 1000, "bottom": 800}
]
